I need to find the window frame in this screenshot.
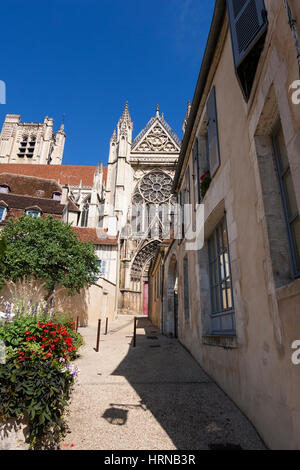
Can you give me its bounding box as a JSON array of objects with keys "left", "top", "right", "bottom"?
[
  {"left": 0, "top": 206, "right": 7, "bottom": 222},
  {"left": 26, "top": 209, "right": 41, "bottom": 218},
  {"left": 207, "top": 216, "right": 235, "bottom": 335},
  {"left": 272, "top": 123, "right": 300, "bottom": 278}
]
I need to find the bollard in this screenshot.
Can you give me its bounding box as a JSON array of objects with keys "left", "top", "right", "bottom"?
[
  {"left": 105, "top": 317, "right": 108, "bottom": 335},
  {"left": 133, "top": 316, "right": 137, "bottom": 347},
  {"left": 95, "top": 319, "right": 101, "bottom": 352},
  {"left": 75, "top": 316, "right": 79, "bottom": 333}
]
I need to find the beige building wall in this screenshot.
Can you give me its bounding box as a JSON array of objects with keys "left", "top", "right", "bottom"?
[
  {"left": 162, "top": 1, "right": 300, "bottom": 450},
  {"left": 0, "top": 277, "right": 116, "bottom": 327}
]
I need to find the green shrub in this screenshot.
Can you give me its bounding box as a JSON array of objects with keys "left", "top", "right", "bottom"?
[
  {"left": 0, "top": 358, "right": 75, "bottom": 449},
  {"left": 0, "top": 314, "right": 82, "bottom": 449}
]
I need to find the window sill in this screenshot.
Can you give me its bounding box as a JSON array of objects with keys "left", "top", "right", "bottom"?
[
  {"left": 276, "top": 277, "right": 300, "bottom": 302},
  {"left": 202, "top": 335, "right": 238, "bottom": 349}
]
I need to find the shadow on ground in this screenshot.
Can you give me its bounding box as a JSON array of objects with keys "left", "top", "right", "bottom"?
[{"left": 108, "top": 317, "right": 265, "bottom": 450}]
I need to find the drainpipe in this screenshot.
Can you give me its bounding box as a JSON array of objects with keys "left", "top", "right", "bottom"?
[{"left": 284, "top": 0, "right": 300, "bottom": 77}]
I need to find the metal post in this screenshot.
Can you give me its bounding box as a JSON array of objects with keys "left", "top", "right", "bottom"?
[
  {"left": 95, "top": 319, "right": 101, "bottom": 352},
  {"left": 75, "top": 316, "right": 79, "bottom": 333},
  {"left": 105, "top": 317, "right": 108, "bottom": 335},
  {"left": 133, "top": 316, "right": 137, "bottom": 347}
]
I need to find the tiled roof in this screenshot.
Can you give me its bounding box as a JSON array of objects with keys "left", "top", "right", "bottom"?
[
  {"left": 0, "top": 173, "right": 62, "bottom": 199},
  {"left": 72, "top": 227, "right": 118, "bottom": 245},
  {"left": 0, "top": 164, "right": 108, "bottom": 186},
  {"left": 0, "top": 193, "right": 66, "bottom": 215}
]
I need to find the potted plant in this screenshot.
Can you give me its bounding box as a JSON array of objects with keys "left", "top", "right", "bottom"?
[{"left": 200, "top": 170, "right": 211, "bottom": 198}]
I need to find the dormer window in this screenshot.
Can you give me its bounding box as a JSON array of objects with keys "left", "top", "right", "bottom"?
[
  {"left": 26, "top": 209, "right": 41, "bottom": 218},
  {"left": 0, "top": 185, "right": 10, "bottom": 194},
  {"left": 52, "top": 192, "right": 62, "bottom": 201},
  {"left": 0, "top": 206, "right": 7, "bottom": 222}
]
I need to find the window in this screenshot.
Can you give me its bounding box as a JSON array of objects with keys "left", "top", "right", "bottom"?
[
  {"left": 26, "top": 209, "right": 41, "bottom": 218},
  {"left": 18, "top": 134, "right": 36, "bottom": 158},
  {"left": 52, "top": 192, "right": 62, "bottom": 201},
  {"left": 183, "top": 255, "right": 190, "bottom": 321},
  {"left": 0, "top": 206, "right": 7, "bottom": 222},
  {"left": 0, "top": 185, "right": 10, "bottom": 194},
  {"left": 273, "top": 124, "right": 300, "bottom": 277},
  {"left": 81, "top": 201, "right": 89, "bottom": 227},
  {"left": 95, "top": 259, "right": 107, "bottom": 280},
  {"left": 208, "top": 217, "right": 235, "bottom": 335},
  {"left": 227, "top": 0, "right": 268, "bottom": 100}
]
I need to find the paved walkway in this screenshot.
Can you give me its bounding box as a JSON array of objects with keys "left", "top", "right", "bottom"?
[{"left": 62, "top": 316, "right": 265, "bottom": 450}]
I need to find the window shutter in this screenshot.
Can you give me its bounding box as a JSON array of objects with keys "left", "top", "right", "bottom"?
[
  {"left": 193, "top": 138, "right": 201, "bottom": 204},
  {"left": 227, "top": 0, "right": 268, "bottom": 68},
  {"left": 206, "top": 86, "right": 220, "bottom": 178}
]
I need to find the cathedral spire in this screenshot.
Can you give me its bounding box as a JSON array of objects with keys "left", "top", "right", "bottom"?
[
  {"left": 121, "top": 101, "right": 131, "bottom": 122},
  {"left": 110, "top": 128, "right": 117, "bottom": 143}
]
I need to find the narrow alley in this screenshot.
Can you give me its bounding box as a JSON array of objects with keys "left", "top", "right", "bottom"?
[{"left": 62, "top": 317, "right": 265, "bottom": 450}]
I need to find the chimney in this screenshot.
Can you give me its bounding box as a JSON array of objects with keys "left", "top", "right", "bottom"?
[{"left": 61, "top": 185, "right": 68, "bottom": 205}]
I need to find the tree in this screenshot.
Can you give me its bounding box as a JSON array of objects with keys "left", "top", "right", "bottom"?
[{"left": 0, "top": 215, "right": 99, "bottom": 298}]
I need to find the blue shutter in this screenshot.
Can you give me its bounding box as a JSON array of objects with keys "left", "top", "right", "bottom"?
[
  {"left": 227, "top": 0, "right": 268, "bottom": 68},
  {"left": 193, "top": 138, "right": 201, "bottom": 204},
  {"left": 206, "top": 86, "right": 221, "bottom": 178}
]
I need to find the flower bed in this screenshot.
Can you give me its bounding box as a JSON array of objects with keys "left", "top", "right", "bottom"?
[{"left": 0, "top": 314, "right": 83, "bottom": 449}]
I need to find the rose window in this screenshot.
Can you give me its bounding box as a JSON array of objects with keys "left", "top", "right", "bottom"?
[{"left": 139, "top": 172, "right": 173, "bottom": 204}]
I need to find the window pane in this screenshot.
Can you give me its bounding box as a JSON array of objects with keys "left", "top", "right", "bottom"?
[
  {"left": 276, "top": 127, "right": 289, "bottom": 173},
  {"left": 291, "top": 217, "right": 300, "bottom": 272},
  {"left": 282, "top": 170, "right": 298, "bottom": 220}
]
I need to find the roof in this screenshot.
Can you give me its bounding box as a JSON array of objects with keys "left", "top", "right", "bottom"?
[
  {"left": 173, "top": 0, "right": 226, "bottom": 190},
  {"left": 0, "top": 173, "right": 62, "bottom": 199},
  {"left": 72, "top": 227, "right": 118, "bottom": 245},
  {"left": 0, "top": 164, "right": 108, "bottom": 187},
  {"left": 0, "top": 193, "right": 66, "bottom": 215}
]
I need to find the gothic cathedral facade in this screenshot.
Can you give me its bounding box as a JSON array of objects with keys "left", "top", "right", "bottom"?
[{"left": 103, "top": 102, "right": 181, "bottom": 315}]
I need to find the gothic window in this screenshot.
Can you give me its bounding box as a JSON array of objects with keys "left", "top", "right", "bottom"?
[
  {"left": 18, "top": 135, "right": 28, "bottom": 158},
  {"left": 81, "top": 201, "right": 90, "bottom": 227},
  {"left": 139, "top": 172, "right": 172, "bottom": 204},
  {"left": 18, "top": 134, "right": 36, "bottom": 158},
  {"left": 27, "top": 136, "right": 36, "bottom": 158}
]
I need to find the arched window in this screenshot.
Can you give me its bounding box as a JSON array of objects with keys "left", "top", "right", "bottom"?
[
  {"left": 18, "top": 135, "right": 28, "bottom": 158},
  {"left": 81, "top": 201, "right": 89, "bottom": 227}
]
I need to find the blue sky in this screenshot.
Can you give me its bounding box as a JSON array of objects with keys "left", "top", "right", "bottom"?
[{"left": 0, "top": 0, "right": 214, "bottom": 166}]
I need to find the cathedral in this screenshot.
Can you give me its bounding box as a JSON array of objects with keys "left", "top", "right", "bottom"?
[
  {"left": 0, "top": 102, "right": 183, "bottom": 316},
  {"left": 103, "top": 102, "right": 181, "bottom": 315}
]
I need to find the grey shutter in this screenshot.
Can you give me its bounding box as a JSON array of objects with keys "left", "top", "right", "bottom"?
[
  {"left": 206, "top": 86, "right": 220, "bottom": 178},
  {"left": 227, "top": 0, "right": 268, "bottom": 68},
  {"left": 193, "top": 138, "right": 201, "bottom": 204}
]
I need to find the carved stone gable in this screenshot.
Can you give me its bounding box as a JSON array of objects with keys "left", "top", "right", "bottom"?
[{"left": 131, "top": 118, "right": 181, "bottom": 154}]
